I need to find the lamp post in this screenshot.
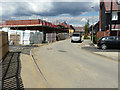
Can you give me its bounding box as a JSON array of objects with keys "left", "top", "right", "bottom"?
[{"left": 91, "top": 6, "right": 94, "bottom": 43}]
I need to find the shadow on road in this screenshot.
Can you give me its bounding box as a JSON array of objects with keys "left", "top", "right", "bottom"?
[
  {"left": 82, "top": 46, "right": 120, "bottom": 52},
  {"left": 2, "top": 52, "right": 24, "bottom": 89}
]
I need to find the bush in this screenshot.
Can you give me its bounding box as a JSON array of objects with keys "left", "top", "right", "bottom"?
[
  {"left": 93, "top": 35, "right": 99, "bottom": 44},
  {"left": 84, "top": 35, "right": 90, "bottom": 39}
]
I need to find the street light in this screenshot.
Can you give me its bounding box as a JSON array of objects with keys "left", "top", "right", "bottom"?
[{"left": 91, "top": 6, "right": 94, "bottom": 43}]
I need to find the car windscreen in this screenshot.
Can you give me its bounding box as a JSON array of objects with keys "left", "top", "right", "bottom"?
[{"left": 72, "top": 34, "right": 80, "bottom": 36}]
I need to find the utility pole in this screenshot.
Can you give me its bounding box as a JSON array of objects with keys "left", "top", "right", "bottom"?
[
  {"left": 110, "top": 0, "right": 113, "bottom": 35},
  {"left": 91, "top": 6, "right": 94, "bottom": 43}
]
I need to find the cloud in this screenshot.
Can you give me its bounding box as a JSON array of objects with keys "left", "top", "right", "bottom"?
[
  {"left": 0, "top": 4, "right": 2, "bottom": 18},
  {"left": 1, "top": 0, "right": 100, "bottom": 2},
  {"left": 1, "top": 1, "right": 99, "bottom": 26},
  {"left": 1, "top": 2, "right": 99, "bottom": 18},
  {"left": 11, "top": 14, "right": 99, "bottom": 26},
  {"left": 1, "top": 2, "right": 54, "bottom": 18},
  {"left": 81, "top": 18, "right": 87, "bottom": 22}
]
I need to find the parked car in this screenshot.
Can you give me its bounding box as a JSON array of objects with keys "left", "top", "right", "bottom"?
[
  {"left": 71, "top": 33, "right": 82, "bottom": 43},
  {"left": 97, "top": 36, "right": 120, "bottom": 50}
]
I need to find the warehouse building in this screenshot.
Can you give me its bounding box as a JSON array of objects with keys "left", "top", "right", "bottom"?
[{"left": 0, "top": 19, "right": 70, "bottom": 45}]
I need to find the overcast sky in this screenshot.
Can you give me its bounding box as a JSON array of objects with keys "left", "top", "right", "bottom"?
[{"left": 0, "top": 0, "right": 100, "bottom": 26}]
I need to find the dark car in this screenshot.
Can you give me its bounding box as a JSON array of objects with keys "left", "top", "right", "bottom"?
[{"left": 97, "top": 36, "right": 120, "bottom": 50}]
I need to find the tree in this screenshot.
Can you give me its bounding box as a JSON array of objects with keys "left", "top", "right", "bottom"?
[{"left": 84, "top": 19, "right": 90, "bottom": 35}]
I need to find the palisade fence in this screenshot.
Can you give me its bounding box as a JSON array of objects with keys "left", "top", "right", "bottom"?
[{"left": 0, "top": 31, "right": 9, "bottom": 61}]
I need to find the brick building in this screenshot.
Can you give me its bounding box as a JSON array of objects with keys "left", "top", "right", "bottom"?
[
  {"left": 97, "top": 0, "right": 120, "bottom": 39},
  {"left": 74, "top": 27, "right": 85, "bottom": 34}
]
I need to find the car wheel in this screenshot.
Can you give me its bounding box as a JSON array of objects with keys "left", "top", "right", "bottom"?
[{"left": 101, "top": 44, "right": 107, "bottom": 50}]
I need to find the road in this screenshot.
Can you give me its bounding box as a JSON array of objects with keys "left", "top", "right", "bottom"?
[{"left": 32, "top": 39, "right": 118, "bottom": 88}]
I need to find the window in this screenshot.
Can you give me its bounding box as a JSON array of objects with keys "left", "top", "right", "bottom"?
[
  {"left": 112, "top": 12, "right": 118, "bottom": 21},
  {"left": 117, "top": 37, "right": 120, "bottom": 40},
  {"left": 119, "top": 12, "right": 120, "bottom": 21},
  {"left": 117, "top": 0, "right": 120, "bottom": 5},
  {"left": 72, "top": 34, "right": 80, "bottom": 37},
  {"left": 106, "top": 37, "right": 116, "bottom": 40},
  {"left": 102, "top": 37, "right": 106, "bottom": 41}
]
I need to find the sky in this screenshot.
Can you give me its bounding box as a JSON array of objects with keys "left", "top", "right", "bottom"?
[{"left": 0, "top": 0, "right": 100, "bottom": 27}]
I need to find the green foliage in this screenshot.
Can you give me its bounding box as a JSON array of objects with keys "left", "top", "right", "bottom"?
[
  {"left": 84, "top": 19, "right": 90, "bottom": 35},
  {"left": 84, "top": 35, "right": 90, "bottom": 39},
  {"left": 93, "top": 35, "right": 99, "bottom": 44},
  {"left": 85, "top": 24, "right": 88, "bottom": 34}
]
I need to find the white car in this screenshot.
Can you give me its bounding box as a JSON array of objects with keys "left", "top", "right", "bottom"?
[{"left": 71, "top": 33, "right": 82, "bottom": 42}]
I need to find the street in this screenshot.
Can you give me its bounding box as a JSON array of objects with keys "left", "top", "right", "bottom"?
[
  {"left": 0, "top": 1, "right": 120, "bottom": 89},
  {"left": 32, "top": 39, "right": 118, "bottom": 88}
]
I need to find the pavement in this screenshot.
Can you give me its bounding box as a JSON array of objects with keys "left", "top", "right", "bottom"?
[
  {"left": 1, "top": 39, "right": 119, "bottom": 88},
  {"left": 20, "top": 53, "right": 47, "bottom": 88},
  {"left": 31, "top": 39, "right": 118, "bottom": 88},
  {"left": 0, "top": 44, "right": 46, "bottom": 89},
  {"left": 81, "top": 39, "right": 120, "bottom": 61}
]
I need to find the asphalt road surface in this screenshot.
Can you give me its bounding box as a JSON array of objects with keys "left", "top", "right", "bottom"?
[{"left": 33, "top": 39, "right": 118, "bottom": 88}]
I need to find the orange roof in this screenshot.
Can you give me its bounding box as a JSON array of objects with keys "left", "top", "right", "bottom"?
[
  {"left": 104, "top": 0, "right": 120, "bottom": 11},
  {"left": 74, "top": 27, "right": 85, "bottom": 31}
]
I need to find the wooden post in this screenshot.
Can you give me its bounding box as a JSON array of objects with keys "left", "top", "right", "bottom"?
[{"left": 110, "top": 0, "right": 113, "bottom": 35}]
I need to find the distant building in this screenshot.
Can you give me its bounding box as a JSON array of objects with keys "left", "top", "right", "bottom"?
[
  {"left": 58, "top": 21, "right": 75, "bottom": 36},
  {"left": 74, "top": 27, "right": 85, "bottom": 34},
  {"left": 97, "top": 0, "right": 120, "bottom": 38}
]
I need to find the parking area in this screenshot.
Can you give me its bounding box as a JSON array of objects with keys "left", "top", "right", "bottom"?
[
  {"left": 82, "top": 46, "right": 120, "bottom": 52},
  {"left": 81, "top": 39, "right": 120, "bottom": 61},
  {"left": 9, "top": 45, "right": 40, "bottom": 55}
]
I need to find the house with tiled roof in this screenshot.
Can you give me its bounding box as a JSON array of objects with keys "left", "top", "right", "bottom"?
[
  {"left": 97, "top": 0, "right": 120, "bottom": 38},
  {"left": 0, "top": 21, "right": 2, "bottom": 29},
  {"left": 58, "top": 21, "right": 75, "bottom": 36},
  {"left": 90, "top": 21, "right": 99, "bottom": 35},
  {"left": 74, "top": 27, "right": 85, "bottom": 33}
]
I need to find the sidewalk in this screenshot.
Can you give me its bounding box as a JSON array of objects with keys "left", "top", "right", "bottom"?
[
  {"left": 20, "top": 53, "right": 47, "bottom": 88},
  {"left": 81, "top": 39, "right": 119, "bottom": 61},
  {"left": 0, "top": 44, "right": 47, "bottom": 89}
]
